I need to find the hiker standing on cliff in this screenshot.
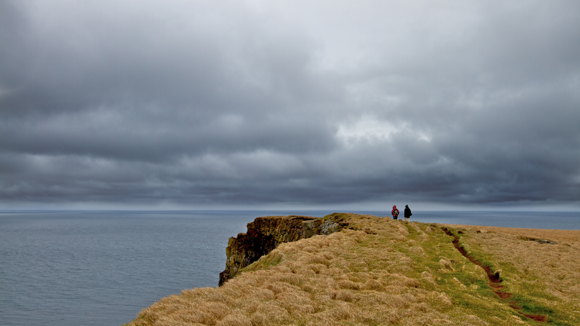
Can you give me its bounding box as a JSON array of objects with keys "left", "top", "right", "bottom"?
[
  {"left": 391, "top": 205, "right": 399, "bottom": 220},
  {"left": 404, "top": 205, "right": 412, "bottom": 222}
]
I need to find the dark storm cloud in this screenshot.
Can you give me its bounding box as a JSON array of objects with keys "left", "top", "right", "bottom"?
[{"left": 1, "top": 0, "right": 579, "bottom": 209}]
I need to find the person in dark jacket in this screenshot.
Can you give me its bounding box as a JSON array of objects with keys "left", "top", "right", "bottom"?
[
  {"left": 391, "top": 205, "right": 399, "bottom": 220},
  {"left": 404, "top": 205, "right": 412, "bottom": 222}
]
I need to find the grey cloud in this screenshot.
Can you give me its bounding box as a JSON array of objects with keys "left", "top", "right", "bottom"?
[{"left": 1, "top": 0, "right": 579, "bottom": 209}]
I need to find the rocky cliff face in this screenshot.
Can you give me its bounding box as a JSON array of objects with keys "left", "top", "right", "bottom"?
[{"left": 219, "top": 214, "right": 349, "bottom": 286}]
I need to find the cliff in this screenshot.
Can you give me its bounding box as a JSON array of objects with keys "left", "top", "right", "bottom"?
[
  {"left": 219, "top": 214, "right": 349, "bottom": 286},
  {"left": 127, "top": 213, "right": 580, "bottom": 326}
]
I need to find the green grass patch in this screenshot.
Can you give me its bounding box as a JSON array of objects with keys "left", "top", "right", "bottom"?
[{"left": 242, "top": 250, "right": 284, "bottom": 272}]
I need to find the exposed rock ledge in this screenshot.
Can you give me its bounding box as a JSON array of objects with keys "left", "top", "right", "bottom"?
[{"left": 218, "top": 214, "right": 349, "bottom": 286}]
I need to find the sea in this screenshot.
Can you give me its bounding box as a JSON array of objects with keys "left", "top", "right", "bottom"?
[{"left": 1, "top": 210, "right": 578, "bottom": 326}]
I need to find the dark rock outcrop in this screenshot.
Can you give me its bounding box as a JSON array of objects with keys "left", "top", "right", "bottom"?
[
  {"left": 219, "top": 214, "right": 348, "bottom": 286},
  {"left": 520, "top": 236, "right": 558, "bottom": 245}
]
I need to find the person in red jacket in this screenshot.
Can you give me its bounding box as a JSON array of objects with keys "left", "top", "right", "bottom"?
[{"left": 391, "top": 205, "right": 400, "bottom": 220}]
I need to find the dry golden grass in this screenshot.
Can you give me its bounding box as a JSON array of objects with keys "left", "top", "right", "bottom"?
[{"left": 126, "top": 214, "right": 580, "bottom": 326}]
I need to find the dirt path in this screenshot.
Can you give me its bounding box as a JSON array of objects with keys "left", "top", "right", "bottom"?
[{"left": 441, "top": 227, "right": 548, "bottom": 323}]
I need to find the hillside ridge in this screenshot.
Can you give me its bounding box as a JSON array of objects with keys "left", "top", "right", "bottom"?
[{"left": 126, "top": 213, "right": 580, "bottom": 326}]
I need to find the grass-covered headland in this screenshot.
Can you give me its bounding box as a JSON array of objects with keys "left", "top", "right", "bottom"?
[{"left": 126, "top": 213, "right": 580, "bottom": 325}]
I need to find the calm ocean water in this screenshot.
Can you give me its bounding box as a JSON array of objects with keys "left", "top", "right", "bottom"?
[{"left": 1, "top": 210, "right": 578, "bottom": 326}]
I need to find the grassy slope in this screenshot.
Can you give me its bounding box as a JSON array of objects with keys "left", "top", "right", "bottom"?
[{"left": 126, "top": 214, "right": 580, "bottom": 326}]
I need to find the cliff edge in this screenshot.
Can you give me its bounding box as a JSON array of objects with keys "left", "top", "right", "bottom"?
[{"left": 219, "top": 214, "right": 349, "bottom": 286}]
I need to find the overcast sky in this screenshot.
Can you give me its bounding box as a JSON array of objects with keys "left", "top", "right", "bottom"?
[{"left": 1, "top": 0, "right": 579, "bottom": 210}]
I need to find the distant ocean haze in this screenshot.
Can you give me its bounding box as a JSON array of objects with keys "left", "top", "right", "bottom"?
[{"left": 0, "top": 210, "right": 578, "bottom": 326}]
